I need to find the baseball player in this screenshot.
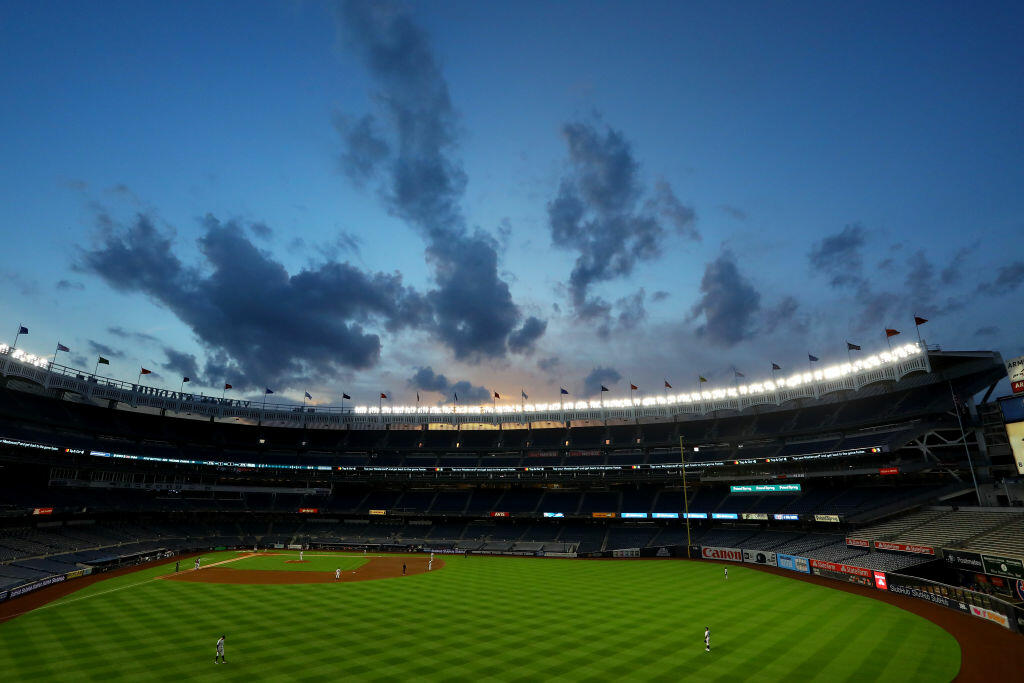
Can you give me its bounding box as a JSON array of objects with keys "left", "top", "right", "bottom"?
[
  {"left": 705, "top": 627, "right": 711, "bottom": 653},
  {"left": 402, "top": 562, "right": 407, "bottom": 576},
  {"left": 300, "top": 550, "right": 304, "bottom": 561},
  {"left": 335, "top": 568, "right": 341, "bottom": 581},
  {"left": 215, "top": 635, "right": 226, "bottom": 664},
  {"left": 428, "top": 552, "right": 434, "bottom": 572},
  {"left": 724, "top": 567, "right": 728, "bottom": 580},
  {"left": 194, "top": 557, "right": 201, "bottom": 570}
]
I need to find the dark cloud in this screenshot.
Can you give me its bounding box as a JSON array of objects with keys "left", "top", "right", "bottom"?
[
  {"left": 537, "top": 356, "right": 561, "bottom": 373},
  {"left": 688, "top": 250, "right": 761, "bottom": 347},
  {"left": 762, "top": 296, "right": 803, "bottom": 335},
  {"left": 974, "top": 326, "right": 999, "bottom": 337},
  {"left": 56, "top": 279, "right": 84, "bottom": 291},
  {"left": 547, "top": 120, "right": 698, "bottom": 314},
  {"left": 651, "top": 290, "right": 670, "bottom": 302},
  {"left": 808, "top": 223, "right": 866, "bottom": 288},
  {"left": 719, "top": 205, "right": 748, "bottom": 221},
  {"left": 69, "top": 353, "right": 88, "bottom": 368},
  {"left": 977, "top": 261, "right": 1024, "bottom": 295},
  {"left": 79, "top": 212, "right": 430, "bottom": 388},
  {"left": 87, "top": 340, "right": 125, "bottom": 359},
  {"left": 940, "top": 247, "right": 973, "bottom": 285},
  {"left": 582, "top": 366, "right": 621, "bottom": 397},
  {"left": 107, "top": 326, "right": 160, "bottom": 344},
  {"left": 507, "top": 316, "right": 547, "bottom": 354},
  {"left": 163, "top": 348, "right": 200, "bottom": 380},
  {"left": 337, "top": 0, "right": 542, "bottom": 360},
  {"left": 249, "top": 222, "right": 273, "bottom": 240},
  {"left": 407, "top": 366, "right": 489, "bottom": 404}
]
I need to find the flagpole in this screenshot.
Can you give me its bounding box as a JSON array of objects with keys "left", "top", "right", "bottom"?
[
  {"left": 52, "top": 342, "right": 61, "bottom": 369},
  {"left": 12, "top": 324, "right": 23, "bottom": 348},
  {"left": 94, "top": 359, "right": 100, "bottom": 376},
  {"left": 885, "top": 329, "right": 892, "bottom": 353},
  {"left": 914, "top": 315, "right": 923, "bottom": 346}
]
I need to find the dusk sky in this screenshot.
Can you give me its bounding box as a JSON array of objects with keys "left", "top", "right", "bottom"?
[{"left": 1, "top": 1, "right": 1022, "bottom": 406}]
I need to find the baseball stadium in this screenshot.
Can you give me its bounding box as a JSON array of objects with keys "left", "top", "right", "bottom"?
[{"left": 0, "top": 341, "right": 1022, "bottom": 681}]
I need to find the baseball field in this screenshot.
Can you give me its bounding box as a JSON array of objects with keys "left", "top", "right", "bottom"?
[{"left": 0, "top": 551, "right": 960, "bottom": 681}]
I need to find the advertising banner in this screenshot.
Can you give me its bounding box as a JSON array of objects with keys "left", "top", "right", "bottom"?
[
  {"left": 942, "top": 549, "right": 985, "bottom": 572},
  {"left": 814, "top": 514, "right": 840, "bottom": 523},
  {"left": 368, "top": 509, "right": 387, "bottom": 516},
  {"left": 873, "top": 571, "right": 888, "bottom": 590},
  {"left": 879, "top": 467, "right": 899, "bottom": 475},
  {"left": 776, "top": 553, "right": 810, "bottom": 574},
  {"left": 620, "top": 512, "right": 648, "bottom": 519},
  {"left": 970, "top": 605, "right": 1010, "bottom": 628},
  {"left": 683, "top": 512, "right": 707, "bottom": 519},
  {"left": 729, "top": 484, "right": 802, "bottom": 493},
  {"left": 701, "top": 546, "right": 743, "bottom": 562},
  {"left": 591, "top": 512, "right": 616, "bottom": 518},
  {"left": 981, "top": 554, "right": 1024, "bottom": 580},
  {"left": 542, "top": 512, "right": 564, "bottom": 518},
  {"left": 298, "top": 507, "right": 319, "bottom": 514},
  {"left": 885, "top": 576, "right": 971, "bottom": 614},
  {"left": 846, "top": 538, "right": 870, "bottom": 548},
  {"left": 489, "top": 511, "right": 510, "bottom": 517},
  {"left": 742, "top": 549, "right": 776, "bottom": 566},
  {"left": 1007, "top": 421, "right": 1024, "bottom": 475},
  {"left": 652, "top": 512, "right": 678, "bottom": 519},
  {"left": 741, "top": 513, "right": 768, "bottom": 520},
  {"left": 32, "top": 507, "right": 53, "bottom": 515},
  {"left": 874, "top": 541, "right": 935, "bottom": 555},
  {"left": 773, "top": 513, "right": 799, "bottom": 521},
  {"left": 1006, "top": 354, "right": 1024, "bottom": 394},
  {"left": 809, "top": 559, "right": 872, "bottom": 577},
  {"left": 711, "top": 513, "right": 738, "bottom": 520}
]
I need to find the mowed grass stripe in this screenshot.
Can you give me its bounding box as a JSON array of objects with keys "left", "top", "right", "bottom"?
[{"left": 0, "top": 557, "right": 958, "bottom": 681}]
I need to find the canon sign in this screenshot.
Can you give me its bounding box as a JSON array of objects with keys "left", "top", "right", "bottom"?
[{"left": 702, "top": 546, "right": 742, "bottom": 562}]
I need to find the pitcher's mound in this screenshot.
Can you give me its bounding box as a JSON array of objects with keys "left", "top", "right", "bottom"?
[{"left": 164, "top": 557, "right": 443, "bottom": 585}]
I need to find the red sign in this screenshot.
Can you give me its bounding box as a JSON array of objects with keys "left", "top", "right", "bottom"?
[
  {"left": 873, "top": 571, "right": 888, "bottom": 590},
  {"left": 879, "top": 467, "right": 898, "bottom": 475},
  {"left": 701, "top": 546, "right": 743, "bottom": 562},
  {"left": 298, "top": 507, "right": 319, "bottom": 514},
  {"left": 1013, "top": 379, "right": 1024, "bottom": 394},
  {"left": 873, "top": 541, "right": 935, "bottom": 555},
  {"left": 32, "top": 507, "right": 53, "bottom": 515},
  {"left": 490, "top": 511, "right": 509, "bottom": 517},
  {"left": 846, "top": 538, "right": 870, "bottom": 547},
  {"left": 809, "top": 558, "right": 872, "bottom": 577}
]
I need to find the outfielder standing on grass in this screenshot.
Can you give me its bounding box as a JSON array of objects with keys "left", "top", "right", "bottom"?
[
  {"left": 723, "top": 567, "right": 728, "bottom": 580},
  {"left": 704, "top": 627, "right": 711, "bottom": 653},
  {"left": 215, "top": 635, "right": 226, "bottom": 664}
]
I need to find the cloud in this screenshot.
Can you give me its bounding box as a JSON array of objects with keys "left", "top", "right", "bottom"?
[
  {"left": 163, "top": 348, "right": 200, "bottom": 380},
  {"left": 249, "top": 222, "right": 273, "bottom": 240},
  {"left": 507, "top": 316, "right": 547, "bottom": 354},
  {"left": 582, "top": 366, "right": 621, "bottom": 397},
  {"left": 974, "top": 325, "right": 999, "bottom": 337},
  {"left": 808, "top": 223, "right": 866, "bottom": 288},
  {"left": 977, "top": 261, "right": 1024, "bottom": 295},
  {"left": 407, "top": 366, "right": 490, "bottom": 403},
  {"left": 651, "top": 290, "right": 670, "bottom": 302},
  {"left": 537, "top": 356, "right": 560, "bottom": 373},
  {"left": 107, "top": 326, "right": 160, "bottom": 344},
  {"left": 79, "top": 212, "right": 430, "bottom": 388},
  {"left": 87, "top": 340, "right": 125, "bottom": 359},
  {"left": 761, "top": 296, "right": 803, "bottom": 335},
  {"left": 337, "top": 0, "right": 543, "bottom": 361},
  {"left": 940, "top": 247, "right": 973, "bottom": 285},
  {"left": 547, "top": 120, "right": 698, "bottom": 313},
  {"left": 56, "top": 279, "right": 84, "bottom": 291},
  {"left": 688, "top": 250, "right": 761, "bottom": 347},
  {"left": 719, "top": 204, "right": 748, "bottom": 221}
]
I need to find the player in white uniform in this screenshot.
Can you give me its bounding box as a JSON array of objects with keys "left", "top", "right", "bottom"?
[
  {"left": 704, "top": 627, "right": 711, "bottom": 653},
  {"left": 428, "top": 551, "right": 434, "bottom": 571},
  {"left": 724, "top": 567, "right": 728, "bottom": 580},
  {"left": 215, "top": 635, "right": 226, "bottom": 663},
  {"left": 335, "top": 568, "right": 341, "bottom": 581},
  {"left": 194, "top": 557, "right": 201, "bottom": 570},
  {"left": 300, "top": 550, "right": 304, "bottom": 561}
]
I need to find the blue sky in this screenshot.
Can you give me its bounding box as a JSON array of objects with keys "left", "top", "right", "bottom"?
[{"left": 1, "top": 0, "right": 1021, "bottom": 405}]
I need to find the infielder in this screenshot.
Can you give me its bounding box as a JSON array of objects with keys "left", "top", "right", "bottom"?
[
  {"left": 335, "top": 568, "right": 341, "bottom": 581},
  {"left": 215, "top": 634, "right": 226, "bottom": 664},
  {"left": 705, "top": 627, "right": 711, "bottom": 653},
  {"left": 428, "top": 551, "right": 434, "bottom": 571},
  {"left": 300, "top": 550, "right": 304, "bottom": 561},
  {"left": 194, "top": 557, "right": 201, "bottom": 570}
]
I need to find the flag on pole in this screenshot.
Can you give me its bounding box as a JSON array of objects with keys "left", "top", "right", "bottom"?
[
  {"left": 885, "top": 328, "right": 900, "bottom": 338},
  {"left": 304, "top": 391, "right": 312, "bottom": 400},
  {"left": 560, "top": 387, "right": 569, "bottom": 395},
  {"left": 493, "top": 391, "right": 500, "bottom": 399},
  {"left": 265, "top": 387, "right": 274, "bottom": 394},
  {"left": 56, "top": 343, "right": 70, "bottom": 352},
  {"left": 140, "top": 367, "right": 152, "bottom": 375},
  {"left": 808, "top": 354, "right": 819, "bottom": 362},
  {"left": 664, "top": 380, "right": 672, "bottom": 389},
  {"left": 914, "top": 316, "right": 928, "bottom": 326},
  {"left": 630, "top": 383, "right": 638, "bottom": 391},
  {"left": 453, "top": 392, "right": 458, "bottom": 402},
  {"left": 600, "top": 385, "right": 609, "bottom": 392},
  {"left": 97, "top": 356, "right": 110, "bottom": 365},
  {"left": 521, "top": 389, "right": 528, "bottom": 400},
  {"left": 342, "top": 393, "right": 351, "bottom": 400},
  {"left": 846, "top": 342, "right": 861, "bottom": 351},
  {"left": 224, "top": 383, "right": 232, "bottom": 390},
  {"left": 771, "top": 362, "right": 781, "bottom": 371},
  {"left": 734, "top": 370, "right": 744, "bottom": 378},
  {"left": 183, "top": 377, "right": 190, "bottom": 383},
  {"left": 416, "top": 391, "right": 420, "bottom": 402},
  {"left": 698, "top": 376, "right": 708, "bottom": 383},
  {"left": 379, "top": 392, "right": 387, "bottom": 399},
  {"left": 18, "top": 326, "right": 28, "bottom": 335}
]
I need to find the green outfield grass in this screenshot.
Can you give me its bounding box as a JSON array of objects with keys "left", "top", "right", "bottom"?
[{"left": 0, "top": 554, "right": 960, "bottom": 682}]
